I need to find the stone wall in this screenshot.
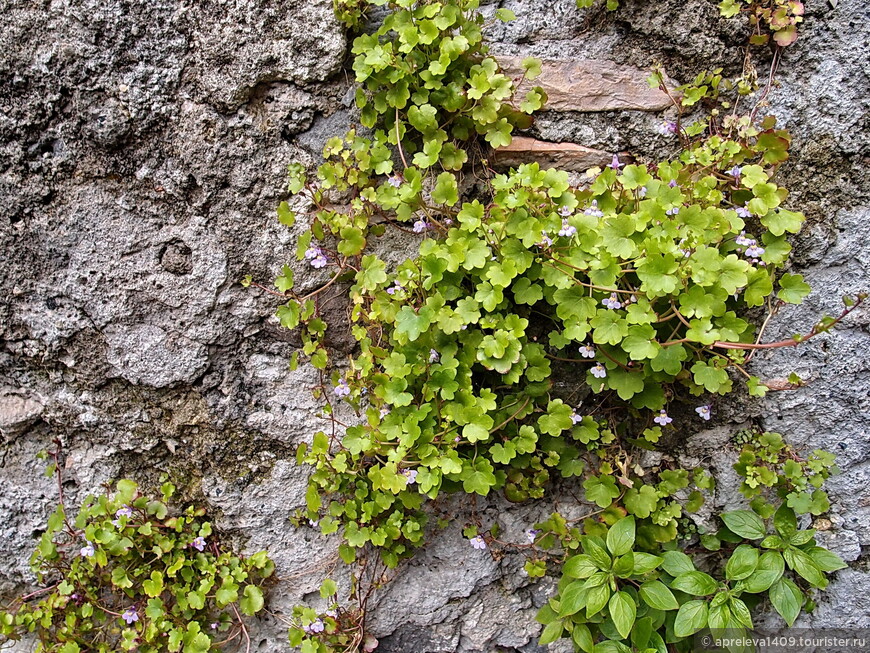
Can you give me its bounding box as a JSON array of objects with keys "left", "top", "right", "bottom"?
[{"left": 1, "top": 0, "right": 868, "bottom": 651}]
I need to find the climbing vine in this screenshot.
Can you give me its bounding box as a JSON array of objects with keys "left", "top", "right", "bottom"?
[{"left": 256, "top": 0, "right": 864, "bottom": 651}]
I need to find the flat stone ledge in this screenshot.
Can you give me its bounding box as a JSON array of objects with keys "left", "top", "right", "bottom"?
[
  {"left": 491, "top": 136, "right": 614, "bottom": 171},
  {"left": 498, "top": 57, "right": 676, "bottom": 112}
]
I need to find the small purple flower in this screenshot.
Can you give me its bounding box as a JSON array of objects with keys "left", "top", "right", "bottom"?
[
  {"left": 668, "top": 179, "right": 679, "bottom": 188},
  {"left": 402, "top": 469, "right": 418, "bottom": 484},
  {"left": 387, "top": 175, "right": 402, "bottom": 188},
  {"left": 121, "top": 608, "right": 138, "bottom": 625},
  {"left": 666, "top": 207, "right": 680, "bottom": 216},
  {"left": 656, "top": 120, "right": 678, "bottom": 136},
  {"left": 211, "top": 622, "right": 219, "bottom": 630},
  {"left": 584, "top": 200, "right": 604, "bottom": 218},
  {"left": 609, "top": 154, "right": 624, "bottom": 170},
  {"left": 191, "top": 536, "right": 206, "bottom": 552},
  {"left": 745, "top": 244, "right": 765, "bottom": 259},
  {"left": 304, "top": 246, "right": 321, "bottom": 260},
  {"left": 454, "top": 435, "right": 462, "bottom": 443},
  {"left": 558, "top": 219, "right": 577, "bottom": 237},
  {"left": 413, "top": 219, "right": 430, "bottom": 233},
  {"left": 308, "top": 518, "right": 319, "bottom": 528},
  {"left": 695, "top": 405, "right": 712, "bottom": 421},
  {"left": 538, "top": 231, "right": 553, "bottom": 248},
  {"left": 469, "top": 535, "right": 487, "bottom": 550},
  {"left": 311, "top": 254, "right": 329, "bottom": 269},
  {"left": 570, "top": 410, "right": 583, "bottom": 425},
  {"left": 578, "top": 345, "right": 595, "bottom": 358},
  {"left": 325, "top": 609, "right": 338, "bottom": 618},
  {"left": 80, "top": 542, "right": 95, "bottom": 558},
  {"left": 303, "top": 618, "right": 325, "bottom": 634},
  {"left": 429, "top": 349, "right": 440, "bottom": 363},
  {"left": 591, "top": 364, "right": 607, "bottom": 379},
  {"left": 386, "top": 281, "right": 403, "bottom": 295},
  {"left": 334, "top": 379, "right": 351, "bottom": 398},
  {"left": 526, "top": 528, "right": 541, "bottom": 544},
  {"left": 444, "top": 218, "right": 454, "bottom": 226},
  {"left": 558, "top": 206, "right": 573, "bottom": 217},
  {"left": 728, "top": 165, "right": 742, "bottom": 178},
  {"left": 735, "top": 205, "right": 752, "bottom": 218},
  {"left": 116, "top": 506, "right": 133, "bottom": 519},
  {"left": 638, "top": 186, "right": 648, "bottom": 198},
  {"left": 653, "top": 410, "right": 673, "bottom": 426},
  {"left": 379, "top": 406, "right": 390, "bottom": 418},
  {"left": 602, "top": 293, "right": 622, "bottom": 310}
]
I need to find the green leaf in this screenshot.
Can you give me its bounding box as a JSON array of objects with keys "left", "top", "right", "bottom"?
[
  {"left": 521, "top": 57, "right": 543, "bottom": 80},
  {"left": 673, "top": 600, "right": 709, "bottom": 637},
  {"left": 584, "top": 474, "right": 620, "bottom": 508},
  {"left": 741, "top": 550, "right": 784, "bottom": 593},
  {"left": 462, "top": 459, "right": 497, "bottom": 496},
  {"left": 777, "top": 273, "right": 811, "bottom": 304},
  {"left": 432, "top": 172, "right": 459, "bottom": 206},
  {"left": 769, "top": 577, "right": 803, "bottom": 626},
  {"left": 639, "top": 581, "right": 679, "bottom": 611},
  {"left": 564, "top": 555, "right": 599, "bottom": 579},
  {"left": 725, "top": 544, "right": 759, "bottom": 581},
  {"left": 762, "top": 208, "right": 804, "bottom": 236},
  {"left": 661, "top": 550, "right": 695, "bottom": 576},
  {"left": 671, "top": 571, "right": 718, "bottom": 596},
  {"left": 277, "top": 201, "right": 296, "bottom": 227},
  {"left": 606, "top": 516, "right": 636, "bottom": 557},
  {"left": 240, "top": 585, "right": 264, "bottom": 616},
  {"left": 608, "top": 591, "right": 636, "bottom": 639},
  {"left": 721, "top": 510, "right": 766, "bottom": 540}
]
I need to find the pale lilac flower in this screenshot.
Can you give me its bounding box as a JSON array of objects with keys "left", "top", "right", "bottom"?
[
  {"left": 653, "top": 410, "right": 673, "bottom": 426},
  {"left": 638, "top": 186, "right": 648, "bottom": 198},
  {"left": 591, "top": 364, "right": 607, "bottom": 379},
  {"left": 211, "top": 623, "right": 219, "bottom": 630},
  {"left": 538, "top": 231, "right": 553, "bottom": 247},
  {"left": 308, "top": 519, "right": 319, "bottom": 527},
  {"left": 668, "top": 179, "right": 679, "bottom": 188},
  {"left": 386, "top": 281, "right": 403, "bottom": 295},
  {"left": 558, "top": 219, "right": 577, "bottom": 237},
  {"left": 402, "top": 469, "right": 418, "bottom": 484},
  {"left": 429, "top": 349, "right": 440, "bottom": 363},
  {"left": 728, "top": 165, "right": 742, "bottom": 178},
  {"left": 191, "top": 536, "right": 206, "bottom": 552},
  {"left": 325, "top": 609, "right": 338, "bottom": 618},
  {"left": 444, "top": 218, "right": 454, "bottom": 226},
  {"left": 379, "top": 406, "right": 390, "bottom": 418},
  {"left": 584, "top": 200, "right": 604, "bottom": 218},
  {"left": 334, "top": 379, "right": 351, "bottom": 398},
  {"left": 310, "top": 250, "right": 329, "bottom": 269},
  {"left": 735, "top": 231, "right": 753, "bottom": 247},
  {"left": 303, "top": 618, "right": 325, "bottom": 634},
  {"left": 121, "top": 608, "right": 138, "bottom": 625},
  {"left": 735, "top": 205, "right": 752, "bottom": 218},
  {"left": 570, "top": 410, "right": 583, "bottom": 425},
  {"left": 661, "top": 120, "right": 679, "bottom": 135},
  {"left": 602, "top": 293, "right": 622, "bottom": 310},
  {"left": 454, "top": 435, "right": 462, "bottom": 443},
  {"left": 609, "top": 154, "right": 624, "bottom": 170},
  {"left": 387, "top": 175, "right": 402, "bottom": 188},
  {"left": 80, "top": 542, "right": 95, "bottom": 558},
  {"left": 304, "top": 246, "right": 320, "bottom": 260},
  {"left": 558, "top": 206, "right": 573, "bottom": 217},
  {"left": 666, "top": 207, "right": 680, "bottom": 216},
  {"left": 526, "top": 528, "right": 541, "bottom": 544},
  {"left": 578, "top": 345, "right": 595, "bottom": 358},
  {"left": 695, "top": 405, "right": 712, "bottom": 421},
  {"left": 413, "top": 219, "right": 430, "bottom": 233},
  {"left": 745, "top": 244, "right": 765, "bottom": 259},
  {"left": 115, "top": 506, "right": 133, "bottom": 519},
  {"left": 469, "top": 535, "right": 487, "bottom": 550}
]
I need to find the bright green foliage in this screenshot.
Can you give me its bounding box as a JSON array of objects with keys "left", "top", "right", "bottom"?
[
  {"left": 719, "top": 0, "right": 805, "bottom": 46},
  {"left": 539, "top": 503, "right": 845, "bottom": 649},
  {"left": 260, "top": 0, "right": 851, "bottom": 650},
  {"left": 0, "top": 481, "right": 272, "bottom": 653},
  {"left": 732, "top": 430, "right": 837, "bottom": 517}
]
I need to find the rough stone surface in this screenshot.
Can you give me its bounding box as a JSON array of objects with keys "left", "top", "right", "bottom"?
[
  {"left": 491, "top": 136, "right": 613, "bottom": 171},
  {"left": 2, "top": 0, "right": 870, "bottom": 650}
]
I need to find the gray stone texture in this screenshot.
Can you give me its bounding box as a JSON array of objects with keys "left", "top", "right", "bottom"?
[{"left": 1, "top": 0, "right": 869, "bottom": 650}]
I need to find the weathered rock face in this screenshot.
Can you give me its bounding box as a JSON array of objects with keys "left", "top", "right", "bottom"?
[{"left": 2, "top": 0, "right": 869, "bottom": 651}]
